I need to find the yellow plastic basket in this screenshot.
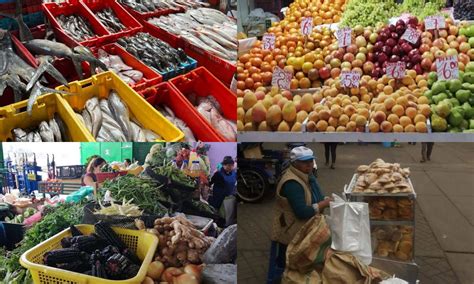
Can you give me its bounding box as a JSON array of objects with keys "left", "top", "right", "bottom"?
[
  {"left": 57, "top": 71, "right": 184, "bottom": 142},
  {"left": 0, "top": 93, "right": 91, "bottom": 142},
  {"left": 20, "top": 224, "right": 158, "bottom": 284}
]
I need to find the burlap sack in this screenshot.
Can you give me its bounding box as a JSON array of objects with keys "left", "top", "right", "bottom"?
[
  {"left": 322, "top": 252, "right": 390, "bottom": 284},
  {"left": 285, "top": 214, "right": 332, "bottom": 273},
  {"left": 282, "top": 268, "right": 322, "bottom": 284}
]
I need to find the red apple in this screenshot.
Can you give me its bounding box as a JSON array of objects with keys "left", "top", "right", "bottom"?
[
  {"left": 421, "top": 58, "right": 432, "bottom": 70},
  {"left": 378, "top": 53, "right": 388, "bottom": 64},
  {"left": 413, "top": 64, "right": 422, "bottom": 74},
  {"left": 319, "top": 67, "right": 331, "bottom": 79},
  {"left": 419, "top": 44, "right": 430, "bottom": 53},
  {"left": 386, "top": 38, "right": 397, "bottom": 48},
  {"left": 390, "top": 55, "right": 400, "bottom": 62}
]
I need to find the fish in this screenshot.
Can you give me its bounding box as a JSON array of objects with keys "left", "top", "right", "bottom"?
[
  {"left": 108, "top": 91, "right": 131, "bottom": 140},
  {"left": 57, "top": 14, "right": 95, "bottom": 42},
  {"left": 13, "top": 128, "right": 27, "bottom": 142},
  {"left": 95, "top": 8, "right": 125, "bottom": 33},
  {"left": 97, "top": 49, "right": 143, "bottom": 85},
  {"left": 130, "top": 121, "right": 146, "bottom": 142},
  {"left": 210, "top": 108, "right": 236, "bottom": 141},
  {"left": 75, "top": 113, "right": 86, "bottom": 126},
  {"left": 157, "top": 104, "right": 197, "bottom": 142},
  {"left": 85, "top": 97, "right": 103, "bottom": 138},
  {"left": 143, "top": 129, "right": 162, "bottom": 141},
  {"left": 38, "top": 121, "right": 55, "bottom": 142},
  {"left": 27, "top": 82, "right": 73, "bottom": 115},
  {"left": 116, "top": 32, "right": 189, "bottom": 74},
  {"left": 54, "top": 114, "right": 69, "bottom": 141},
  {"left": 101, "top": 112, "right": 127, "bottom": 142},
  {"left": 49, "top": 118, "right": 62, "bottom": 142},
  {"left": 81, "top": 109, "right": 93, "bottom": 134},
  {"left": 121, "top": 70, "right": 143, "bottom": 81}
]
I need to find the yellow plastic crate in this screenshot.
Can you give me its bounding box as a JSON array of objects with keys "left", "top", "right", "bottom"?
[
  {"left": 20, "top": 224, "right": 158, "bottom": 284},
  {"left": 0, "top": 93, "right": 92, "bottom": 142},
  {"left": 57, "top": 71, "right": 184, "bottom": 142}
]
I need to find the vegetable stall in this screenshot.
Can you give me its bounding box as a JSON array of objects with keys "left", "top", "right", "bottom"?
[{"left": 0, "top": 142, "right": 237, "bottom": 283}]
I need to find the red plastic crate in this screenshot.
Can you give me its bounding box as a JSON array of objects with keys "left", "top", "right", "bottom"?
[
  {"left": 11, "top": 25, "right": 82, "bottom": 87},
  {"left": 42, "top": 0, "right": 110, "bottom": 47},
  {"left": 96, "top": 171, "right": 127, "bottom": 183},
  {"left": 86, "top": 43, "right": 162, "bottom": 90},
  {"left": 142, "top": 19, "right": 185, "bottom": 49},
  {"left": 119, "top": 2, "right": 181, "bottom": 22},
  {"left": 169, "top": 67, "right": 236, "bottom": 141},
  {"left": 183, "top": 42, "right": 236, "bottom": 86},
  {"left": 82, "top": 0, "right": 142, "bottom": 44},
  {"left": 137, "top": 82, "right": 223, "bottom": 142}
]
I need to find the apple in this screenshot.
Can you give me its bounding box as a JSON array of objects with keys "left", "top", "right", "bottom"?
[
  {"left": 467, "top": 49, "right": 474, "bottom": 60},
  {"left": 396, "top": 25, "right": 406, "bottom": 36},
  {"left": 401, "top": 43, "right": 412, "bottom": 54},
  {"left": 359, "top": 47, "right": 368, "bottom": 54},
  {"left": 431, "top": 62, "right": 437, "bottom": 71},
  {"left": 411, "top": 54, "right": 422, "bottom": 64},
  {"left": 392, "top": 45, "right": 402, "bottom": 56},
  {"left": 408, "top": 49, "right": 419, "bottom": 59},
  {"left": 363, "top": 29, "right": 372, "bottom": 39},
  {"left": 421, "top": 58, "right": 432, "bottom": 70},
  {"left": 367, "top": 52, "right": 375, "bottom": 62},
  {"left": 446, "top": 48, "right": 458, "bottom": 56},
  {"left": 390, "top": 55, "right": 400, "bottom": 62},
  {"left": 343, "top": 53, "right": 355, "bottom": 62},
  {"left": 458, "top": 53, "right": 470, "bottom": 65},
  {"left": 378, "top": 32, "right": 389, "bottom": 42},
  {"left": 407, "top": 62, "right": 414, "bottom": 69},
  {"left": 330, "top": 58, "right": 342, "bottom": 68},
  {"left": 433, "top": 38, "right": 444, "bottom": 49},
  {"left": 355, "top": 36, "right": 367, "bottom": 48},
  {"left": 341, "top": 61, "right": 352, "bottom": 69},
  {"left": 347, "top": 44, "right": 359, "bottom": 55},
  {"left": 363, "top": 61, "right": 374, "bottom": 74},
  {"left": 459, "top": 42, "right": 470, "bottom": 53},
  {"left": 378, "top": 53, "right": 388, "bottom": 64},
  {"left": 422, "top": 31, "right": 432, "bottom": 40},
  {"left": 396, "top": 19, "right": 406, "bottom": 27},
  {"left": 386, "top": 38, "right": 397, "bottom": 48},
  {"left": 419, "top": 44, "right": 430, "bottom": 53},
  {"left": 374, "top": 41, "right": 384, "bottom": 52},
  {"left": 434, "top": 50, "right": 445, "bottom": 59},
  {"left": 308, "top": 69, "right": 319, "bottom": 80},
  {"left": 391, "top": 32, "right": 399, "bottom": 40},
  {"left": 422, "top": 51, "right": 434, "bottom": 61},
  {"left": 369, "top": 33, "right": 378, "bottom": 44},
  {"left": 413, "top": 64, "right": 422, "bottom": 75},
  {"left": 356, "top": 52, "right": 366, "bottom": 62},
  {"left": 319, "top": 67, "right": 330, "bottom": 79},
  {"left": 402, "top": 55, "right": 410, "bottom": 63}
]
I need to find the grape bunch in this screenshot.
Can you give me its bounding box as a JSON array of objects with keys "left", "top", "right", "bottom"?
[
  {"left": 453, "top": 0, "right": 474, "bottom": 20},
  {"left": 340, "top": 0, "right": 400, "bottom": 28}
]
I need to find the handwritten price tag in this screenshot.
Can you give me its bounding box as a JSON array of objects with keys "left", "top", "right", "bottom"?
[
  {"left": 301, "top": 17, "right": 313, "bottom": 36},
  {"left": 436, "top": 55, "right": 459, "bottom": 81},
  {"left": 401, "top": 27, "right": 421, "bottom": 44},
  {"left": 425, "top": 15, "right": 445, "bottom": 30},
  {"left": 262, "top": 33, "right": 276, "bottom": 50},
  {"left": 272, "top": 67, "right": 292, "bottom": 90},
  {"left": 386, "top": 62, "right": 406, "bottom": 79},
  {"left": 336, "top": 27, "right": 352, "bottom": 48},
  {"left": 340, "top": 71, "right": 360, "bottom": 88}
]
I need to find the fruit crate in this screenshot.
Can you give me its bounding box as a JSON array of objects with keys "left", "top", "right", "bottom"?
[
  {"left": 170, "top": 67, "right": 237, "bottom": 141},
  {"left": 87, "top": 43, "right": 163, "bottom": 90},
  {"left": 0, "top": 93, "right": 91, "bottom": 142},
  {"left": 42, "top": 0, "right": 110, "bottom": 47},
  {"left": 137, "top": 82, "right": 224, "bottom": 142},
  {"left": 38, "top": 181, "right": 64, "bottom": 197},
  {"left": 95, "top": 171, "right": 127, "bottom": 183},
  {"left": 82, "top": 0, "right": 142, "bottom": 43},
  {"left": 56, "top": 71, "right": 184, "bottom": 142},
  {"left": 20, "top": 224, "right": 158, "bottom": 284},
  {"left": 183, "top": 41, "right": 236, "bottom": 85}
]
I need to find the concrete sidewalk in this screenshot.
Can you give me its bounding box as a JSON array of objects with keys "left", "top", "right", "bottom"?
[{"left": 237, "top": 143, "right": 474, "bottom": 284}]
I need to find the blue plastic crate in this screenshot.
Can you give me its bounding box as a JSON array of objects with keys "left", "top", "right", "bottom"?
[
  {"left": 0, "top": 0, "right": 14, "bottom": 3},
  {"left": 158, "top": 56, "right": 197, "bottom": 81},
  {"left": 0, "top": 11, "right": 43, "bottom": 30}
]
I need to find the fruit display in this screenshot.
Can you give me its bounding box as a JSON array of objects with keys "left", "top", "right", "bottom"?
[
  {"left": 372, "top": 225, "right": 414, "bottom": 261},
  {"left": 353, "top": 159, "right": 413, "bottom": 194},
  {"left": 453, "top": 0, "right": 474, "bottom": 21},
  {"left": 367, "top": 197, "right": 414, "bottom": 220},
  {"left": 426, "top": 63, "right": 474, "bottom": 133}
]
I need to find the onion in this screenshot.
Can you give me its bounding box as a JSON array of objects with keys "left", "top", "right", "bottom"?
[
  {"left": 172, "top": 273, "right": 199, "bottom": 284},
  {"left": 147, "top": 261, "right": 165, "bottom": 280},
  {"left": 162, "top": 267, "right": 183, "bottom": 282},
  {"left": 183, "top": 264, "right": 203, "bottom": 280}
]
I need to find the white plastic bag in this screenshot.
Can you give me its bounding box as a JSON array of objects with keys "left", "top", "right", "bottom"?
[{"left": 327, "top": 193, "right": 372, "bottom": 265}]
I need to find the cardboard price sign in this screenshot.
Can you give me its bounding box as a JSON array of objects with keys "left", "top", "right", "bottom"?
[
  {"left": 300, "top": 17, "right": 313, "bottom": 36},
  {"left": 262, "top": 33, "right": 276, "bottom": 50},
  {"left": 336, "top": 27, "right": 351, "bottom": 48},
  {"left": 401, "top": 27, "right": 421, "bottom": 44},
  {"left": 386, "top": 62, "right": 406, "bottom": 79},
  {"left": 425, "top": 15, "right": 446, "bottom": 30},
  {"left": 436, "top": 55, "right": 459, "bottom": 81},
  {"left": 340, "top": 71, "right": 360, "bottom": 88},
  {"left": 271, "top": 67, "right": 292, "bottom": 90}
]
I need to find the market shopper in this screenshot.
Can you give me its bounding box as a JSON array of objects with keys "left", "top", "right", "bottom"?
[
  {"left": 324, "top": 142, "right": 338, "bottom": 169},
  {"left": 420, "top": 142, "right": 435, "bottom": 163},
  {"left": 271, "top": 146, "right": 332, "bottom": 268},
  {"left": 209, "top": 156, "right": 237, "bottom": 211},
  {"left": 124, "top": 158, "right": 131, "bottom": 168},
  {"left": 81, "top": 157, "right": 106, "bottom": 194}
]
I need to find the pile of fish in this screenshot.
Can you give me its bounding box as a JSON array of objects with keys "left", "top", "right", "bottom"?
[
  {"left": 97, "top": 49, "right": 143, "bottom": 85},
  {"left": 147, "top": 8, "right": 237, "bottom": 61},
  {"left": 155, "top": 105, "right": 196, "bottom": 142},
  {"left": 118, "top": 0, "right": 206, "bottom": 13},
  {"left": 75, "top": 91, "right": 162, "bottom": 142},
  {"left": 56, "top": 14, "right": 95, "bottom": 41},
  {"left": 188, "top": 95, "right": 236, "bottom": 141},
  {"left": 116, "top": 32, "right": 190, "bottom": 74},
  {"left": 13, "top": 115, "right": 68, "bottom": 142},
  {"left": 95, "top": 8, "right": 126, "bottom": 33}
]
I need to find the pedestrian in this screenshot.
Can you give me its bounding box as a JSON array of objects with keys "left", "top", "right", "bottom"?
[
  {"left": 271, "top": 146, "right": 332, "bottom": 269},
  {"left": 81, "top": 157, "right": 106, "bottom": 195},
  {"left": 324, "top": 142, "right": 338, "bottom": 169},
  {"left": 124, "top": 158, "right": 131, "bottom": 168},
  {"left": 421, "top": 142, "right": 435, "bottom": 163},
  {"left": 208, "top": 156, "right": 237, "bottom": 210}
]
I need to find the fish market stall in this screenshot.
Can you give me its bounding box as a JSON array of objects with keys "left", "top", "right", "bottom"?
[
  {"left": 0, "top": 142, "right": 237, "bottom": 283},
  {"left": 0, "top": 0, "right": 237, "bottom": 142}
]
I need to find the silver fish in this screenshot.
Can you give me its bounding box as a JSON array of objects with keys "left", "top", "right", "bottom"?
[
  {"left": 108, "top": 91, "right": 131, "bottom": 140},
  {"left": 81, "top": 110, "right": 93, "bottom": 134},
  {"left": 39, "top": 121, "right": 55, "bottom": 142},
  {"left": 13, "top": 128, "right": 28, "bottom": 142},
  {"left": 130, "top": 121, "right": 146, "bottom": 142},
  {"left": 121, "top": 70, "right": 143, "bottom": 81},
  {"left": 49, "top": 118, "right": 62, "bottom": 142},
  {"left": 101, "top": 112, "right": 127, "bottom": 142},
  {"left": 85, "top": 97, "right": 103, "bottom": 138}
]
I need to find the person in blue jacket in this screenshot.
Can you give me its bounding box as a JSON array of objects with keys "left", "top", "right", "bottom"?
[{"left": 209, "top": 156, "right": 236, "bottom": 210}]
